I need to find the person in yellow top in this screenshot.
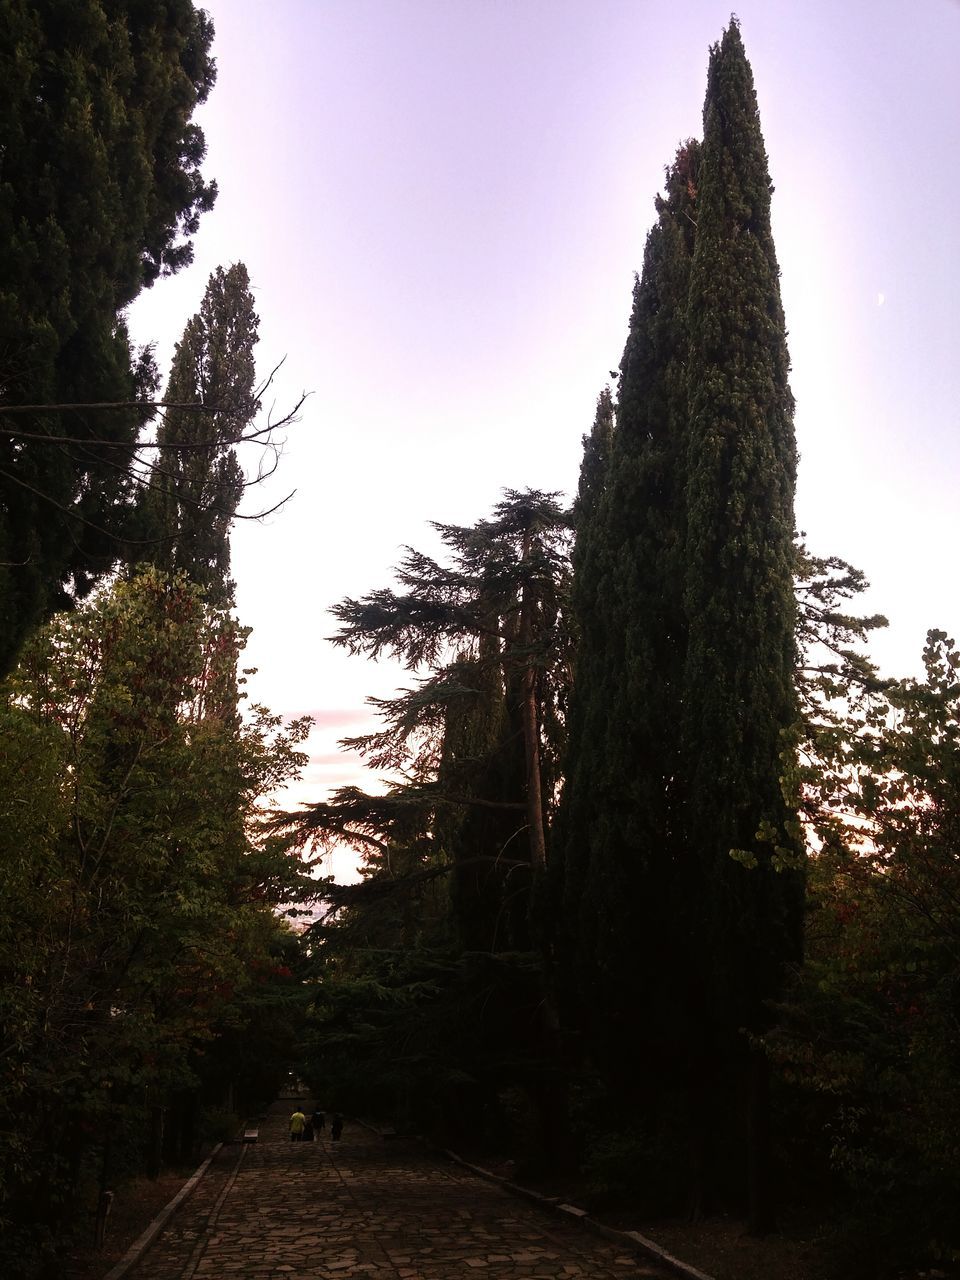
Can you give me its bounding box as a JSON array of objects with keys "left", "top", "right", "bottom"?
[{"left": 289, "top": 1106, "right": 306, "bottom": 1141}]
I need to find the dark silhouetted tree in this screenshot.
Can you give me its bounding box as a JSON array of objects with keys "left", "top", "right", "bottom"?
[
  {"left": 144, "top": 263, "right": 259, "bottom": 605},
  {"left": 558, "top": 146, "right": 699, "bottom": 1080},
  {"left": 560, "top": 22, "right": 802, "bottom": 1228},
  {"left": 0, "top": 0, "right": 217, "bottom": 673}
]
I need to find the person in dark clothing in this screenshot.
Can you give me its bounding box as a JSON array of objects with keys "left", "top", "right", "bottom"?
[
  {"left": 312, "top": 1108, "right": 325, "bottom": 1132},
  {"left": 330, "top": 1113, "right": 343, "bottom": 1140}
]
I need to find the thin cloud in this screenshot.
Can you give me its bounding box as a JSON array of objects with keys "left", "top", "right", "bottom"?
[
  {"left": 309, "top": 751, "right": 362, "bottom": 767},
  {"left": 290, "top": 707, "right": 375, "bottom": 729}
]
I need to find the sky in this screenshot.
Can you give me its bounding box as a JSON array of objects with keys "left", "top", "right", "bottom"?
[{"left": 128, "top": 0, "right": 960, "bottom": 874}]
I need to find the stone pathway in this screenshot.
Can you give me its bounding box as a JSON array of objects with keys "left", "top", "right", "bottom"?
[{"left": 125, "top": 1102, "right": 669, "bottom": 1279}]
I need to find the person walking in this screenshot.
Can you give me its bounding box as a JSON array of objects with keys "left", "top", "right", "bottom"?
[
  {"left": 289, "top": 1105, "right": 306, "bottom": 1142},
  {"left": 312, "top": 1107, "right": 325, "bottom": 1133},
  {"left": 330, "top": 1112, "right": 343, "bottom": 1141}
]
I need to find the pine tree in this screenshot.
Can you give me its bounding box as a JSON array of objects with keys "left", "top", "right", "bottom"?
[
  {"left": 276, "top": 493, "right": 573, "bottom": 1150},
  {"left": 435, "top": 644, "right": 528, "bottom": 952},
  {"left": 325, "top": 490, "right": 572, "bottom": 917},
  {"left": 144, "top": 263, "right": 259, "bottom": 605}
]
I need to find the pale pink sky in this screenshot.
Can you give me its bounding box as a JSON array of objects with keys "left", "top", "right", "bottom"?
[{"left": 129, "top": 1, "right": 960, "bottom": 868}]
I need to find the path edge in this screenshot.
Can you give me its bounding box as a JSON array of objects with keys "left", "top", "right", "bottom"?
[
  {"left": 99, "top": 1142, "right": 224, "bottom": 1280},
  {"left": 439, "top": 1146, "right": 718, "bottom": 1280}
]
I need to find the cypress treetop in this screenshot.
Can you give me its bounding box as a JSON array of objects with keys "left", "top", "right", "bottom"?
[
  {"left": 681, "top": 20, "right": 801, "bottom": 1037},
  {"left": 145, "top": 263, "right": 259, "bottom": 605}
]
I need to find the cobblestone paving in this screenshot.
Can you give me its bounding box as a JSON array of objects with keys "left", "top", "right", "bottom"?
[{"left": 126, "top": 1103, "right": 668, "bottom": 1280}]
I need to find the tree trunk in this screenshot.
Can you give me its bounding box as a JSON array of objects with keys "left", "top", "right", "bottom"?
[
  {"left": 746, "top": 1046, "right": 775, "bottom": 1235},
  {"left": 146, "top": 1103, "right": 164, "bottom": 1180},
  {"left": 518, "top": 528, "right": 547, "bottom": 871}
]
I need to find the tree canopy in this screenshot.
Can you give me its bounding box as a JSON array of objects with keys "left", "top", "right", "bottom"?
[
  {"left": 0, "top": 0, "right": 217, "bottom": 673},
  {"left": 143, "top": 262, "right": 259, "bottom": 605}
]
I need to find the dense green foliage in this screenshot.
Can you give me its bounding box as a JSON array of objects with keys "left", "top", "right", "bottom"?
[
  {"left": 0, "top": 570, "right": 309, "bottom": 1273},
  {"left": 558, "top": 22, "right": 802, "bottom": 1226},
  {"left": 768, "top": 625, "right": 960, "bottom": 1271},
  {"left": 681, "top": 19, "right": 802, "bottom": 1038},
  {"left": 0, "top": 0, "right": 217, "bottom": 673},
  {"left": 143, "top": 263, "right": 258, "bottom": 604},
  {"left": 558, "top": 144, "right": 698, "bottom": 1068}
]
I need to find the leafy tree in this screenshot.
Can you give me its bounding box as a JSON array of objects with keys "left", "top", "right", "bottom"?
[
  {"left": 0, "top": 0, "right": 217, "bottom": 673},
  {"left": 770, "top": 628, "right": 960, "bottom": 1273},
  {"left": 0, "top": 569, "right": 308, "bottom": 1271}
]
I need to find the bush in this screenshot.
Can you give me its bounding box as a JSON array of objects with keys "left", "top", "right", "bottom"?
[{"left": 199, "top": 1109, "right": 241, "bottom": 1145}]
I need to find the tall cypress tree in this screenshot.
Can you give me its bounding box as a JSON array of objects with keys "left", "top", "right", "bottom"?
[
  {"left": 569, "top": 385, "right": 614, "bottom": 609},
  {"left": 560, "top": 144, "right": 700, "bottom": 1074},
  {"left": 145, "top": 263, "right": 258, "bottom": 605},
  {"left": 681, "top": 23, "right": 800, "bottom": 999},
  {"left": 0, "top": 1, "right": 217, "bottom": 673},
  {"left": 560, "top": 22, "right": 802, "bottom": 1225},
  {"left": 680, "top": 22, "right": 802, "bottom": 1228}
]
